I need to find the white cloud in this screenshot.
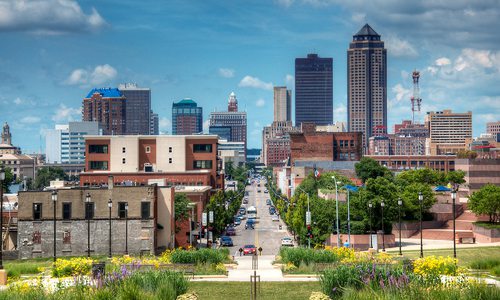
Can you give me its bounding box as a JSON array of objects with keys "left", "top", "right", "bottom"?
[
  {"left": 435, "top": 57, "right": 451, "bottom": 66},
  {"left": 203, "top": 120, "right": 210, "bottom": 132},
  {"left": 238, "top": 76, "right": 273, "bottom": 90},
  {"left": 0, "top": 0, "right": 107, "bottom": 34},
  {"left": 159, "top": 118, "right": 171, "bottom": 133},
  {"left": 285, "top": 74, "right": 294, "bottom": 87},
  {"left": 256, "top": 98, "right": 265, "bottom": 107},
  {"left": 20, "top": 116, "right": 41, "bottom": 124},
  {"left": 52, "top": 104, "right": 81, "bottom": 122},
  {"left": 13, "top": 97, "right": 22, "bottom": 105},
  {"left": 64, "top": 64, "right": 117, "bottom": 86},
  {"left": 218, "top": 68, "right": 235, "bottom": 78},
  {"left": 385, "top": 35, "right": 418, "bottom": 58},
  {"left": 391, "top": 84, "right": 411, "bottom": 103}
]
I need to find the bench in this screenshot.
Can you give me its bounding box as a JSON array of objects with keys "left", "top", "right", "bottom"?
[
  {"left": 456, "top": 232, "right": 476, "bottom": 244},
  {"left": 121, "top": 263, "right": 196, "bottom": 278}
]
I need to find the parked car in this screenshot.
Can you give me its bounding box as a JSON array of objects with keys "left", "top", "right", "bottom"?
[
  {"left": 238, "top": 213, "right": 246, "bottom": 220},
  {"left": 281, "top": 237, "right": 294, "bottom": 247},
  {"left": 226, "top": 227, "right": 236, "bottom": 236},
  {"left": 234, "top": 217, "right": 241, "bottom": 226},
  {"left": 257, "top": 190, "right": 261, "bottom": 193},
  {"left": 269, "top": 207, "right": 276, "bottom": 215},
  {"left": 220, "top": 236, "right": 234, "bottom": 247},
  {"left": 266, "top": 199, "right": 271, "bottom": 205},
  {"left": 271, "top": 215, "right": 279, "bottom": 222},
  {"left": 243, "top": 244, "right": 257, "bottom": 255},
  {"left": 243, "top": 198, "right": 249, "bottom": 204},
  {"left": 264, "top": 190, "right": 268, "bottom": 193},
  {"left": 239, "top": 207, "right": 246, "bottom": 214}
]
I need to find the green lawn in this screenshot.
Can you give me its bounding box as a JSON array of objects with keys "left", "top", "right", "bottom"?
[
  {"left": 388, "top": 246, "right": 500, "bottom": 267},
  {"left": 4, "top": 258, "right": 53, "bottom": 280},
  {"left": 188, "top": 282, "right": 322, "bottom": 300}
]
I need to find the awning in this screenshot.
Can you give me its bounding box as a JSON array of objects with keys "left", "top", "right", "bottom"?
[{"left": 434, "top": 186, "right": 451, "bottom": 192}]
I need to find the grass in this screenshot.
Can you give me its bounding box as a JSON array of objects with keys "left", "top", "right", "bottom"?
[
  {"left": 4, "top": 258, "right": 53, "bottom": 279},
  {"left": 188, "top": 282, "right": 321, "bottom": 300},
  {"left": 474, "top": 221, "right": 500, "bottom": 230},
  {"left": 387, "top": 246, "right": 500, "bottom": 267}
]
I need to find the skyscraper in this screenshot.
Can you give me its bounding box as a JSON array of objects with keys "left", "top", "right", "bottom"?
[
  {"left": 118, "top": 83, "right": 151, "bottom": 135},
  {"left": 295, "top": 53, "right": 333, "bottom": 126},
  {"left": 172, "top": 99, "right": 203, "bottom": 135},
  {"left": 347, "top": 24, "right": 387, "bottom": 151},
  {"left": 274, "top": 86, "right": 292, "bottom": 122},
  {"left": 83, "top": 88, "right": 126, "bottom": 135},
  {"left": 150, "top": 111, "right": 159, "bottom": 135}
]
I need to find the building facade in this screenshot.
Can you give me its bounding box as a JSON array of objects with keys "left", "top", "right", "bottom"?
[
  {"left": 119, "top": 83, "right": 151, "bottom": 135},
  {"left": 83, "top": 88, "right": 127, "bottom": 135},
  {"left": 455, "top": 159, "right": 500, "bottom": 192},
  {"left": 366, "top": 155, "right": 456, "bottom": 172},
  {"left": 172, "top": 99, "right": 203, "bottom": 135},
  {"left": 0, "top": 122, "right": 35, "bottom": 180},
  {"left": 261, "top": 121, "right": 299, "bottom": 167},
  {"left": 45, "top": 122, "right": 102, "bottom": 164},
  {"left": 273, "top": 86, "right": 292, "bottom": 122},
  {"left": 218, "top": 139, "right": 245, "bottom": 170},
  {"left": 150, "top": 111, "right": 159, "bottom": 135},
  {"left": 295, "top": 54, "right": 333, "bottom": 126},
  {"left": 486, "top": 121, "right": 500, "bottom": 136},
  {"left": 369, "top": 134, "right": 426, "bottom": 156},
  {"left": 425, "top": 110, "right": 472, "bottom": 155},
  {"left": 347, "top": 24, "right": 387, "bottom": 151}
]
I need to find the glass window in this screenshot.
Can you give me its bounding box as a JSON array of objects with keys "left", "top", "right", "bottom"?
[
  {"left": 62, "top": 203, "right": 71, "bottom": 220},
  {"left": 89, "top": 145, "right": 108, "bottom": 154},
  {"left": 141, "top": 202, "right": 150, "bottom": 220},
  {"left": 122, "top": 147, "right": 126, "bottom": 153},
  {"left": 193, "top": 144, "right": 213, "bottom": 153},
  {"left": 193, "top": 160, "right": 212, "bottom": 169},
  {"left": 122, "top": 158, "right": 126, "bottom": 164},
  {"left": 89, "top": 161, "right": 108, "bottom": 170},
  {"left": 118, "top": 202, "right": 128, "bottom": 219},
  {"left": 169, "top": 158, "right": 172, "bottom": 163},
  {"left": 169, "top": 147, "right": 172, "bottom": 153},
  {"left": 85, "top": 202, "right": 94, "bottom": 219},
  {"left": 146, "top": 146, "right": 151, "bottom": 153},
  {"left": 33, "top": 203, "right": 42, "bottom": 220}
]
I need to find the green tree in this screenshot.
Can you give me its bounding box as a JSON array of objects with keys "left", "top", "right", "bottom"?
[
  {"left": 0, "top": 166, "right": 15, "bottom": 193},
  {"left": 445, "top": 170, "right": 466, "bottom": 185},
  {"left": 355, "top": 157, "right": 392, "bottom": 183},
  {"left": 469, "top": 184, "right": 500, "bottom": 223},
  {"left": 174, "top": 193, "right": 191, "bottom": 233},
  {"left": 34, "top": 167, "right": 66, "bottom": 189},
  {"left": 457, "top": 149, "right": 478, "bottom": 159},
  {"left": 224, "top": 161, "right": 234, "bottom": 179},
  {"left": 396, "top": 168, "right": 446, "bottom": 186}
]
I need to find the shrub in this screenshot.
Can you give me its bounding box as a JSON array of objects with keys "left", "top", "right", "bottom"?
[
  {"left": 412, "top": 256, "right": 459, "bottom": 277},
  {"left": 170, "top": 248, "right": 229, "bottom": 265},
  {"left": 279, "top": 247, "right": 354, "bottom": 267},
  {"left": 52, "top": 257, "right": 94, "bottom": 277},
  {"left": 469, "top": 257, "right": 500, "bottom": 270}
]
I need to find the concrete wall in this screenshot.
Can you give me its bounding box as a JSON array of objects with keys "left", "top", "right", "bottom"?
[
  {"left": 110, "top": 136, "right": 140, "bottom": 172},
  {"left": 157, "top": 187, "right": 174, "bottom": 250}
]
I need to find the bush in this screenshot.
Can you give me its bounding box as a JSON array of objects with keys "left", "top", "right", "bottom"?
[
  {"left": 279, "top": 247, "right": 354, "bottom": 267},
  {"left": 412, "top": 256, "right": 459, "bottom": 277},
  {"left": 469, "top": 257, "right": 500, "bottom": 270},
  {"left": 52, "top": 257, "right": 94, "bottom": 277},
  {"left": 170, "top": 248, "right": 229, "bottom": 265}
]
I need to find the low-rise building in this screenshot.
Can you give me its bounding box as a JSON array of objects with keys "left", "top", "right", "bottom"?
[
  {"left": 455, "top": 158, "right": 500, "bottom": 192},
  {"left": 365, "top": 155, "right": 456, "bottom": 172},
  {"left": 0, "top": 122, "right": 36, "bottom": 180}
]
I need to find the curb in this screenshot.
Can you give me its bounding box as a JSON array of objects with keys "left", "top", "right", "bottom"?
[{"left": 283, "top": 274, "right": 320, "bottom": 279}]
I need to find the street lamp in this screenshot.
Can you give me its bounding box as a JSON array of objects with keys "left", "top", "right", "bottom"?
[
  {"left": 398, "top": 198, "right": 403, "bottom": 256},
  {"left": 381, "top": 201, "right": 385, "bottom": 252},
  {"left": 52, "top": 190, "right": 58, "bottom": 262},
  {"left": 341, "top": 186, "right": 351, "bottom": 247},
  {"left": 0, "top": 167, "right": 5, "bottom": 269},
  {"left": 418, "top": 192, "right": 424, "bottom": 258},
  {"left": 451, "top": 190, "right": 457, "bottom": 259},
  {"left": 294, "top": 186, "right": 311, "bottom": 249},
  {"left": 368, "top": 202, "right": 373, "bottom": 249},
  {"left": 331, "top": 176, "right": 340, "bottom": 247},
  {"left": 125, "top": 203, "right": 129, "bottom": 255},
  {"left": 108, "top": 199, "right": 112, "bottom": 258},
  {"left": 85, "top": 192, "right": 91, "bottom": 258}
]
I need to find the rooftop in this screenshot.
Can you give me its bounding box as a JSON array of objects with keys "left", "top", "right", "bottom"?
[
  {"left": 174, "top": 98, "right": 197, "bottom": 106},
  {"left": 354, "top": 24, "right": 380, "bottom": 37},
  {"left": 86, "top": 88, "right": 123, "bottom": 98}
]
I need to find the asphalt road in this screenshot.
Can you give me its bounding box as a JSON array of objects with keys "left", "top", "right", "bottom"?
[{"left": 225, "top": 178, "right": 292, "bottom": 257}]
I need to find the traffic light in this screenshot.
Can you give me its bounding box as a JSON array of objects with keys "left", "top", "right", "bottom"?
[{"left": 307, "top": 225, "right": 312, "bottom": 238}]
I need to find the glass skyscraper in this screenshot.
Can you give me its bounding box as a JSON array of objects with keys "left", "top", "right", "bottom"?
[
  {"left": 119, "top": 83, "right": 151, "bottom": 135},
  {"left": 172, "top": 99, "right": 203, "bottom": 135}
]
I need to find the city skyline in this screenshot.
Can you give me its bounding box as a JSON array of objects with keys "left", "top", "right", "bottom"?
[{"left": 0, "top": 0, "right": 499, "bottom": 152}]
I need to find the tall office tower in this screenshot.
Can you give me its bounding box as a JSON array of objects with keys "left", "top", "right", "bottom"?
[
  {"left": 83, "top": 88, "right": 126, "bottom": 135},
  {"left": 425, "top": 110, "right": 472, "bottom": 155},
  {"left": 118, "top": 83, "right": 151, "bottom": 135},
  {"left": 172, "top": 99, "right": 203, "bottom": 135},
  {"left": 45, "top": 122, "right": 102, "bottom": 164},
  {"left": 274, "top": 86, "right": 292, "bottom": 122},
  {"left": 295, "top": 53, "right": 333, "bottom": 126},
  {"left": 150, "top": 111, "right": 159, "bottom": 135},
  {"left": 348, "top": 24, "right": 387, "bottom": 151},
  {"left": 209, "top": 92, "right": 247, "bottom": 158}
]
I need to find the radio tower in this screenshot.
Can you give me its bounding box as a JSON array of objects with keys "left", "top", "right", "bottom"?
[{"left": 411, "top": 70, "right": 422, "bottom": 124}]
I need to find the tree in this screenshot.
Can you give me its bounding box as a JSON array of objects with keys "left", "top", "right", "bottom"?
[
  {"left": 355, "top": 157, "right": 392, "bottom": 183},
  {"left": 1, "top": 167, "right": 15, "bottom": 193},
  {"left": 468, "top": 184, "right": 500, "bottom": 223},
  {"left": 396, "top": 168, "right": 446, "bottom": 186},
  {"left": 34, "top": 167, "right": 66, "bottom": 189},
  {"left": 445, "top": 170, "right": 466, "bottom": 185},
  {"left": 224, "top": 161, "right": 234, "bottom": 180},
  {"left": 174, "top": 193, "right": 191, "bottom": 233},
  {"left": 457, "top": 150, "right": 478, "bottom": 159}
]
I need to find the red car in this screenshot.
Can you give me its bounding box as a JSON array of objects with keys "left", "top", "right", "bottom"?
[
  {"left": 243, "top": 244, "right": 256, "bottom": 255},
  {"left": 226, "top": 227, "right": 236, "bottom": 236}
]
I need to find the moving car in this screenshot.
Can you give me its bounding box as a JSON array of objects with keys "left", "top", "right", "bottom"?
[
  {"left": 266, "top": 199, "right": 271, "bottom": 205},
  {"left": 264, "top": 190, "right": 268, "bottom": 193},
  {"left": 220, "top": 236, "right": 234, "bottom": 247},
  {"left": 233, "top": 217, "right": 241, "bottom": 226},
  {"left": 245, "top": 219, "right": 255, "bottom": 229},
  {"left": 243, "top": 244, "right": 257, "bottom": 255},
  {"left": 271, "top": 215, "right": 279, "bottom": 222},
  {"left": 226, "top": 227, "right": 236, "bottom": 236},
  {"left": 281, "top": 237, "right": 294, "bottom": 247}
]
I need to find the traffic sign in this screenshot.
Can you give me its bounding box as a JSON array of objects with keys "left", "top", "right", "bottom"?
[{"left": 202, "top": 212, "right": 207, "bottom": 226}]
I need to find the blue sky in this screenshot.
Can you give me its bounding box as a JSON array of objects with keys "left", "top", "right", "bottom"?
[{"left": 0, "top": 0, "right": 499, "bottom": 152}]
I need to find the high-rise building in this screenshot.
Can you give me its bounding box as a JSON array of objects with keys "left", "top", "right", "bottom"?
[
  {"left": 45, "top": 122, "right": 101, "bottom": 164},
  {"left": 172, "top": 99, "right": 203, "bottom": 135},
  {"left": 83, "top": 88, "right": 126, "bottom": 135},
  {"left": 209, "top": 92, "right": 247, "bottom": 158},
  {"left": 425, "top": 110, "right": 472, "bottom": 155},
  {"left": 295, "top": 54, "right": 333, "bottom": 126},
  {"left": 348, "top": 24, "right": 387, "bottom": 151},
  {"left": 274, "top": 86, "right": 292, "bottom": 122},
  {"left": 487, "top": 121, "right": 500, "bottom": 135},
  {"left": 118, "top": 83, "right": 151, "bottom": 135},
  {"left": 150, "top": 111, "right": 159, "bottom": 135}
]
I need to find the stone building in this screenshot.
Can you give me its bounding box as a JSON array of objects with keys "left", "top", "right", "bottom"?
[{"left": 0, "top": 122, "right": 36, "bottom": 180}]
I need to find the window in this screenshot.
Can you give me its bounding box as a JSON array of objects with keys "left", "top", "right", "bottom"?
[
  {"left": 145, "top": 146, "right": 151, "bottom": 153},
  {"left": 193, "top": 144, "right": 213, "bottom": 153},
  {"left": 89, "top": 161, "right": 108, "bottom": 170},
  {"left": 118, "top": 202, "right": 128, "bottom": 219},
  {"left": 62, "top": 203, "right": 72, "bottom": 220},
  {"left": 63, "top": 231, "right": 71, "bottom": 244},
  {"left": 122, "top": 158, "right": 126, "bottom": 164},
  {"left": 193, "top": 160, "right": 212, "bottom": 169},
  {"left": 85, "top": 202, "right": 94, "bottom": 220},
  {"left": 169, "top": 147, "right": 172, "bottom": 153},
  {"left": 33, "top": 203, "right": 42, "bottom": 220},
  {"left": 89, "top": 145, "right": 108, "bottom": 154},
  {"left": 141, "top": 202, "right": 150, "bottom": 220},
  {"left": 169, "top": 158, "right": 172, "bottom": 164},
  {"left": 122, "top": 147, "right": 126, "bottom": 153}
]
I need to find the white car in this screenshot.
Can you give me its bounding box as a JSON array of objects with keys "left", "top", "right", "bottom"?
[
  {"left": 271, "top": 215, "right": 279, "bottom": 222},
  {"left": 281, "top": 237, "right": 294, "bottom": 247}
]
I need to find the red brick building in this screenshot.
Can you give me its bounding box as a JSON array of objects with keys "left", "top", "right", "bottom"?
[{"left": 83, "top": 88, "right": 126, "bottom": 135}]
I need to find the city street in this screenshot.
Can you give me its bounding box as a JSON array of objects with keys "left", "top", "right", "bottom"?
[{"left": 225, "top": 178, "right": 292, "bottom": 257}]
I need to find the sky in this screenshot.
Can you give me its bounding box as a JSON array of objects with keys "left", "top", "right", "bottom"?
[{"left": 0, "top": 0, "right": 499, "bottom": 152}]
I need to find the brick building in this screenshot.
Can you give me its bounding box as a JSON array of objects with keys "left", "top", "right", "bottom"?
[
  {"left": 83, "top": 88, "right": 127, "bottom": 135},
  {"left": 455, "top": 158, "right": 500, "bottom": 192},
  {"left": 365, "top": 155, "right": 456, "bottom": 172},
  {"left": 369, "top": 135, "right": 426, "bottom": 156}
]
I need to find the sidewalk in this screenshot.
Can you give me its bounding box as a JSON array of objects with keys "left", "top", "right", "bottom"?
[{"left": 386, "top": 238, "right": 500, "bottom": 252}]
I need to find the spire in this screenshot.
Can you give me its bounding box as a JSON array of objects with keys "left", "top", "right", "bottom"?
[
  {"left": 2, "top": 122, "right": 12, "bottom": 145},
  {"left": 353, "top": 24, "right": 381, "bottom": 41},
  {"left": 228, "top": 92, "right": 238, "bottom": 112}
]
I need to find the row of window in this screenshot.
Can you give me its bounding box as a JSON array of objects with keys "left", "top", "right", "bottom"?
[
  {"left": 89, "top": 144, "right": 212, "bottom": 155},
  {"left": 32, "top": 202, "right": 151, "bottom": 221},
  {"left": 91, "top": 159, "right": 214, "bottom": 170}
]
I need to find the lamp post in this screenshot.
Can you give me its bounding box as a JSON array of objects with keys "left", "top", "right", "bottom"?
[
  {"left": 418, "top": 192, "right": 424, "bottom": 258},
  {"left": 381, "top": 201, "right": 385, "bottom": 252},
  {"left": 331, "top": 176, "right": 340, "bottom": 247},
  {"left": 368, "top": 202, "right": 373, "bottom": 249},
  {"left": 451, "top": 190, "right": 457, "bottom": 259},
  {"left": 341, "top": 186, "right": 351, "bottom": 247},
  {"left": 398, "top": 198, "right": 403, "bottom": 256},
  {"left": 125, "top": 203, "right": 129, "bottom": 255},
  {"left": 85, "top": 192, "right": 91, "bottom": 258},
  {"left": 108, "top": 199, "right": 112, "bottom": 258},
  {"left": 294, "top": 186, "right": 311, "bottom": 249},
  {"left": 0, "top": 167, "right": 5, "bottom": 269},
  {"left": 52, "top": 190, "right": 58, "bottom": 262}
]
